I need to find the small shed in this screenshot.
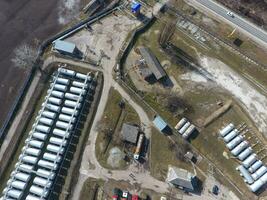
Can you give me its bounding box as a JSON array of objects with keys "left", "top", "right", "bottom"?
[
  {"left": 53, "top": 40, "right": 79, "bottom": 57},
  {"left": 121, "top": 123, "right": 139, "bottom": 144},
  {"left": 131, "top": 2, "right": 141, "bottom": 14},
  {"left": 153, "top": 115, "right": 167, "bottom": 132},
  {"left": 166, "top": 166, "right": 197, "bottom": 191}
]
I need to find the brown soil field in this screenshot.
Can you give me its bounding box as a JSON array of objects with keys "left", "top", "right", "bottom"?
[{"left": 0, "top": 0, "right": 87, "bottom": 127}]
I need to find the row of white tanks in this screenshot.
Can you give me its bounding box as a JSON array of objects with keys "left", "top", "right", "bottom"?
[
  {"left": 175, "top": 117, "right": 196, "bottom": 139},
  {"left": 219, "top": 123, "right": 267, "bottom": 192},
  {"left": 1, "top": 68, "right": 94, "bottom": 200}
]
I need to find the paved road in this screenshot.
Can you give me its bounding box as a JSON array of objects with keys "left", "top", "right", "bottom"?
[{"left": 195, "top": 0, "right": 267, "bottom": 44}]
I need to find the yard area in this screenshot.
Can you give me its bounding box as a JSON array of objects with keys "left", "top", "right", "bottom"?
[
  {"left": 95, "top": 87, "right": 140, "bottom": 169},
  {"left": 79, "top": 178, "right": 105, "bottom": 200}
]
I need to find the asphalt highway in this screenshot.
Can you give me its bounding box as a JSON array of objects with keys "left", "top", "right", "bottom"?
[{"left": 196, "top": 0, "right": 267, "bottom": 44}]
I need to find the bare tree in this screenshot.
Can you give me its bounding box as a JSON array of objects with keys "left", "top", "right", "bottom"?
[{"left": 11, "top": 42, "right": 41, "bottom": 72}]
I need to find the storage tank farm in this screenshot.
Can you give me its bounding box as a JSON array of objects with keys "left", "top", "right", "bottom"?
[
  {"left": 0, "top": 67, "right": 97, "bottom": 200},
  {"left": 219, "top": 123, "right": 267, "bottom": 193}
]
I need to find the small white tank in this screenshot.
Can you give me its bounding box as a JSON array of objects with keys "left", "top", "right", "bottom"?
[
  {"left": 35, "top": 125, "right": 50, "bottom": 133},
  {"left": 223, "top": 129, "right": 238, "bottom": 143},
  {"left": 48, "top": 97, "right": 62, "bottom": 105},
  {"left": 182, "top": 124, "right": 195, "bottom": 139},
  {"left": 33, "top": 176, "right": 52, "bottom": 188},
  {"left": 17, "top": 163, "right": 34, "bottom": 172},
  {"left": 32, "top": 132, "right": 47, "bottom": 141},
  {"left": 226, "top": 135, "right": 243, "bottom": 150},
  {"left": 249, "top": 160, "right": 263, "bottom": 173},
  {"left": 42, "top": 111, "right": 56, "bottom": 119},
  {"left": 47, "top": 144, "right": 64, "bottom": 154},
  {"left": 50, "top": 90, "right": 64, "bottom": 99},
  {"left": 6, "top": 189, "right": 22, "bottom": 199},
  {"left": 38, "top": 159, "right": 58, "bottom": 171},
  {"left": 19, "top": 155, "right": 37, "bottom": 164},
  {"left": 65, "top": 93, "right": 83, "bottom": 101},
  {"left": 72, "top": 81, "right": 88, "bottom": 88},
  {"left": 238, "top": 147, "right": 253, "bottom": 161},
  {"left": 178, "top": 122, "right": 191, "bottom": 135},
  {"left": 36, "top": 169, "right": 55, "bottom": 180},
  {"left": 56, "top": 121, "right": 73, "bottom": 130},
  {"left": 29, "top": 185, "right": 49, "bottom": 197},
  {"left": 53, "top": 84, "right": 67, "bottom": 92},
  {"left": 45, "top": 103, "right": 60, "bottom": 112},
  {"left": 70, "top": 87, "right": 86, "bottom": 95},
  {"left": 242, "top": 153, "right": 257, "bottom": 168},
  {"left": 58, "top": 68, "right": 75, "bottom": 76},
  {"left": 75, "top": 72, "right": 88, "bottom": 80},
  {"left": 28, "top": 140, "right": 44, "bottom": 149},
  {"left": 14, "top": 172, "right": 30, "bottom": 182},
  {"left": 175, "top": 118, "right": 187, "bottom": 130},
  {"left": 26, "top": 194, "right": 44, "bottom": 200},
  {"left": 61, "top": 107, "right": 78, "bottom": 116},
  {"left": 219, "top": 123, "right": 234, "bottom": 137},
  {"left": 43, "top": 153, "right": 62, "bottom": 163},
  {"left": 53, "top": 128, "right": 70, "bottom": 138},
  {"left": 23, "top": 147, "right": 41, "bottom": 157},
  {"left": 49, "top": 137, "right": 67, "bottom": 146},
  {"left": 59, "top": 114, "right": 76, "bottom": 124},
  {"left": 9, "top": 180, "right": 27, "bottom": 190},
  {"left": 231, "top": 141, "right": 249, "bottom": 156},
  {"left": 252, "top": 166, "right": 267, "bottom": 180},
  {"left": 55, "top": 77, "right": 70, "bottom": 85},
  {"left": 39, "top": 117, "right": 54, "bottom": 126},
  {"left": 64, "top": 100, "right": 81, "bottom": 109}
]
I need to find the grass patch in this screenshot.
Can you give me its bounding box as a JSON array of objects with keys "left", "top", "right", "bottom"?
[{"left": 79, "top": 178, "right": 104, "bottom": 200}]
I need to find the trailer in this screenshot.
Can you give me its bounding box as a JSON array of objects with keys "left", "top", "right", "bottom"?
[
  {"left": 32, "top": 132, "right": 47, "bottom": 141},
  {"left": 249, "top": 160, "right": 263, "bottom": 173},
  {"left": 134, "top": 134, "right": 144, "bottom": 160},
  {"left": 39, "top": 117, "right": 54, "bottom": 126},
  {"left": 237, "top": 147, "right": 253, "bottom": 161},
  {"left": 36, "top": 169, "right": 55, "bottom": 180},
  {"left": 223, "top": 129, "right": 238, "bottom": 143},
  {"left": 53, "top": 128, "right": 70, "bottom": 138},
  {"left": 65, "top": 93, "right": 83, "bottom": 101},
  {"left": 48, "top": 97, "right": 62, "bottom": 105},
  {"left": 226, "top": 135, "right": 243, "bottom": 150},
  {"left": 23, "top": 147, "right": 41, "bottom": 157},
  {"left": 47, "top": 144, "right": 65, "bottom": 154},
  {"left": 231, "top": 141, "right": 249, "bottom": 156},
  {"left": 58, "top": 68, "right": 75, "bottom": 77},
  {"left": 242, "top": 153, "right": 257, "bottom": 168},
  {"left": 219, "top": 123, "right": 234, "bottom": 137},
  {"left": 56, "top": 121, "right": 73, "bottom": 130},
  {"left": 29, "top": 185, "right": 49, "bottom": 197},
  {"left": 64, "top": 100, "right": 81, "bottom": 109},
  {"left": 252, "top": 166, "right": 267, "bottom": 180},
  {"left": 59, "top": 114, "right": 76, "bottom": 124},
  {"left": 174, "top": 118, "right": 187, "bottom": 130},
  {"left": 41, "top": 111, "right": 56, "bottom": 119},
  {"left": 27, "top": 140, "right": 44, "bottom": 149},
  {"left": 43, "top": 153, "right": 62, "bottom": 163},
  {"left": 69, "top": 87, "right": 86, "bottom": 95},
  {"left": 33, "top": 177, "right": 52, "bottom": 188},
  {"left": 49, "top": 137, "right": 67, "bottom": 146},
  {"left": 53, "top": 84, "right": 67, "bottom": 92},
  {"left": 44, "top": 103, "right": 60, "bottom": 112},
  {"left": 61, "top": 107, "right": 79, "bottom": 116},
  {"left": 236, "top": 165, "right": 254, "bottom": 184},
  {"left": 72, "top": 81, "right": 88, "bottom": 88},
  {"left": 35, "top": 125, "right": 50, "bottom": 134},
  {"left": 178, "top": 122, "right": 191, "bottom": 135},
  {"left": 55, "top": 77, "right": 70, "bottom": 85},
  {"left": 38, "top": 159, "right": 58, "bottom": 171},
  {"left": 182, "top": 124, "right": 195, "bottom": 139}
]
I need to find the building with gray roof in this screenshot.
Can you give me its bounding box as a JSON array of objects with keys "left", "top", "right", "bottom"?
[{"left": 121, "top": 123, "right": 139, "bottom": 144}]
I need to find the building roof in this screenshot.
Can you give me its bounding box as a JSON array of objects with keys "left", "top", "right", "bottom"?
[
  {"left": 121, "top": 123, "right": 139, "bottom": 144},
  {"left": 166, "top": 166, "right": 196, "bottom": 190},
  {"left": 139, "top": 46, "right": 166, "bottom": 80},
  {"left": 153, "top": 115, "right": 167, "bottom": 132},
  {"left": 131, "top": 2, "right": 141, "bottom": 12},
  {"left": 53, "top": 40, "right": 76, "bottom": 54}
]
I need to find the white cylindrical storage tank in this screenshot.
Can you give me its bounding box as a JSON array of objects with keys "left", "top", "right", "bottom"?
[
  {"left": 237, "top": 147, "right": 253, "bottom": 161},
  {"left": 236, "top": 165, "right": 254, "bottom": 184},
  {"left": 10, "top": 180, "right": 27, "bottom": 190},
  {"left": 59, "top": 114, "right": 76, "bottom": 124},
  {"left": 226, "top": 135, "right": 243, "bottom": 150},
  {"left": 75, "top": 72, "right": 88, "bottom": 80},
  {"left": 37, "top": 169, "right": 55, "bottom": 180},
  {"left": 48, "top": 97, "right": 62, "bottom": 105},
  {"left": 43, "top": 153, "right": 62, "bottom": 163},
  {"left": 61, "top": 107, "right": 78, "bottom": 116},
  {"left": 29, "top": 185, "right": 48, "bottom": 197},
  {"left": 56, "top": 121, "right": 73, "bottom": 130},
  {"left": 223, "top": 129, "right": 238, "bottom": 143},
  {"left": 50, "top": 90, "right": 64, "bottom": 99},
  {"left": 14, "top": 172, "right": 30, "bottom": 182},
  {"left": 55, "top": 77, "right": 70, "bottom": 85},
  {"left": 6, "top": 189, "right": 22, "bottom": 199},
  {"left": 252, "top": 166, "right": 267, "bottom": 180},
  {"left": 18, "top": 163, "right": 34, "bottom": 172},
  {"left": 36, "top": 125, "right": 50, "bottom": 133},
  {"left": 242, "top": 153, "right": 257, "bottom": 168},
  {"left": 49, "top": 137, "right": 67, "bottom": 146},
  {"left": 32, "top": 132, "right": 47, "bottom": 141},
  {"left": 231, "top": 141, "right": 249, "bottom": 156},
  {"left": 20, "top": 155, "right": 38, "bottom": 164},
  {"left": 182, "top": 124, "right": 196, "bottom": 139},
  {"left": 70, "top": 87, "right": 86, "bottom": 95},
  {"left": 42, "top": 111, "right": 56, "bottom": 119},
  {"left": 53, "top": 84, "right": 67, "bottom": 92},
  {"left": 219, "top": 123, "right": 234, "bottom": 137},
  {"left": 72, "top": 81, "right": 88, "bottom": 88},
  {"left": 174, "top": 118, "right": 187, "bottom": 130},
  {"left": 47, "top": 144, "right": 64, "bottom": 154},
  {"left": 23, "top": 147, "right": 41, "bottom": 157},
  {"left": 39, "top": 117, "right": 54, "bottom": 126},
  {"left": 33, "top": 177, "right": 52, "bottom": 188},
  {"left": 53, "top": 129, "right": 70, "bottom": 138},
  {"left": 249, "top": 172, "right": 267, "bottom": 192},
  {"left": 178, "top": 122, "right": 191, "bottom": 135},
  {"left": 45, "top": 104, "right": 60, "bottom": 112},
  {"left": 28, "top": 140, "right": 44, "bottom": 149},
  {"left": 26, "top": 194, "right": 44, "bottom": 200},
  {"left": 58, "top": 68, "right": 75, "bottom": 76},
  {"left": 64, "top": 100, "right": 81, "bottom": 109},
  {"left": 249, "top": 160, "right": 263, "bottom": 173},
  {"left": 38, "top": 159, "right": 58, "bottom": 171},
  {"left": 65, "top": 93, "right": 83, "bottom": 101}
]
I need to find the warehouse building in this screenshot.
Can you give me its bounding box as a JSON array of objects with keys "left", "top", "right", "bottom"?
[
  {"left": 121, "top": 123, "right": 139, "bottom": 144},
  {"left": 153, "top": 115, "right": 168, "bottom": 133},
  {"left": 166, "top": 166, "right": 197, "bottom": 191},
  {"left": 53, "top": 40, "right": 81, "bottom": 58}
]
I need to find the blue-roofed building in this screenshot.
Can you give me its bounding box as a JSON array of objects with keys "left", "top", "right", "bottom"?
[
  {"left": 131, "top": 2, "right": 141, "bottom": 15},
  {"left": 53, "top": 40, "right": 81, "bottom": 57},
  {"left": 153, "top": 115, "right": 168, "bottom": 132}
]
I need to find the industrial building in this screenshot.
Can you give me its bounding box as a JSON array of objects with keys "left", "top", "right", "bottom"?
[
  {"left": 153, "top": 115, "right": 168, "bottom": 133},
  {"left": 53, "top": 40, "right": 81, "bottom": 58},
  {"left": 0, "top": 67, "right": 97, "bottom": 200},
  {"left": 166, "top": 166, "right": 197, "bottom": 191},
  {"left": 138, "top": 46, "right": 167, "bottom": 81},
  {"left": 121, "top": 123, "right": 139, "bottom": 144}
]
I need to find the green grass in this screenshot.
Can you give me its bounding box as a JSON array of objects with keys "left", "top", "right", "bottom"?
[{"left": 79, "top": 178, "right": 104, "bottom": 200}]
